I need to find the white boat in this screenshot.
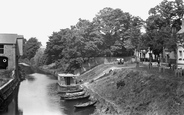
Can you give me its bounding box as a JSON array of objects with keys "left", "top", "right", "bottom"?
[
  {"left": 74, "top": 100, "right": 97, "bottom": 108},
  {"left": 57, "top": 73, "right": 79, "bottom": 88},
  {"left": 60, "top": 91, "right": 85, "bottom": 99}
]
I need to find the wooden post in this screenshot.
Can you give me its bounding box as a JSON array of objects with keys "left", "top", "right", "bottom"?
[
  {"left": 148, "top": 52, "right": 152, "bottom": 69},
  {"left": 136, "top": 57, "right": 140, "bottom": 68}
]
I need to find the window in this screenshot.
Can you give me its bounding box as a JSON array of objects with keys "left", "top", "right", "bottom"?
[
  {"left": 179, "top": 50, "right": 182, "bottom": 57},
  {"left": 0, "top": 45, "right": 4, "bottom": 54}
]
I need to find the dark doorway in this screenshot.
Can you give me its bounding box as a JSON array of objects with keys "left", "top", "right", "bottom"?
[{"left": 66, "top": 77, "right": 70, "bottom": 85}]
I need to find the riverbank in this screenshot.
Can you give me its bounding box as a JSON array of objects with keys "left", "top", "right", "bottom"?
[
  {"left": 0, "top": 69, "right": 21, "bottom": 112},
  {"left": 78, "top": 63, "right": 136, "bottom": 115},
  {"left": 0, "top": 70, "right": 14, "bottom": 87},
  {"left": 79, "top": 63, "right": 184, "bottom": 115},
  {"left": 39, "top": 63, "right": 136, "bottom": 114},
  {"left": 39, "top": 61, "right": 184, "bottom": 115}
]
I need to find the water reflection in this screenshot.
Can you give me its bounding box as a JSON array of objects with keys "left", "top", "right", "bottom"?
[
  {"left": 61, "top": 98, "right": 96, "bottom": 115},
  {"left": 18, "top": 73, "right": 64, "bottom": 115},
  {"left": 1, "top": 84, "right": 22, "bottom": 115},
  {"left": 1, "top": 73, "right": 95, "bottom": 115},
  {"left": 25, "top": 75, "right": 35, "bottom": 82}
]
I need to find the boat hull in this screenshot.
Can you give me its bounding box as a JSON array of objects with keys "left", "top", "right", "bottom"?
[
  {"left": 74, "top": 101, "right": 97, "bottom": 108},
  {"left": 64, "top": 95, "right": 90, "bottom": 101},
  {"left": 58, "top": 82, "right": 80, "bottom": 88},
  {"left": 58, "top": 88, "right": 84, "bottom": 94},
  {"left": 60, "top": 91, "right": 85, "bottom": 99}
]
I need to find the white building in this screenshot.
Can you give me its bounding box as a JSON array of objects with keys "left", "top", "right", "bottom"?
[{"left": 176, "top": 19, "right": 184, "bottom": 66}]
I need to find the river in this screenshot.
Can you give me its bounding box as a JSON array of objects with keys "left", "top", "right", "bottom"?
[{"left": 1, "top": 72, "right": 96, "bottom": 115}]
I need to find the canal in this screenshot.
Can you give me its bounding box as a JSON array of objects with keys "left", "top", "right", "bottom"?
[{"left": 1, "top": 72, "right": 96, "bottom": 115}]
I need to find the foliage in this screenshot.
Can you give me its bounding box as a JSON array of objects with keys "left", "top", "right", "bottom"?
[
  {"left": 143, "top": 0, "right": 184, "bottom": 55},
  {"left": 44, "top": 7, "right": 144, "bottom": 73},
  {"left": 22, "top": 37, "right": 41, "bottom": 60},
  {"left": 33, "top": 48, "right": 45, "bottom": 66},
  {"left": 93, "top": 8, "right": 144, "bottom": 55}
]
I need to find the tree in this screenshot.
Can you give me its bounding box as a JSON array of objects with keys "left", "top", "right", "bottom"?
[
  {"left": 23, "top": 37, "right": 41, "bottom": 60},
  {"left": 92, "top": 7, "right": 143, "bottom": 56},
  {"left": 44, "top": 7, "right": 144, "bottom": 73},
  {"left": 33, "top": 48, "right": 45, "bottom": 66},
  {"left": 145, "top": 0, "right": 184, "bottom": 56},
  {"left": 44, "top": 27, "right": 82, "bottom": 73},
  {"left": 74, "top": 18, "right": 101, "bottom": 58}
]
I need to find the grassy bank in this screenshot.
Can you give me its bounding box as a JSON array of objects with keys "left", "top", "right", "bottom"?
[
  {"left": 0, "top": 70, "right": 14, "bottom": 87},
  {"left": 79, "top": 63, "right": 184, "bottom": 115}
]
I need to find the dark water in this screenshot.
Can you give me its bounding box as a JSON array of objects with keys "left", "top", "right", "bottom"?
[{"left": 1, "top": 73, "right": 95, "bottom": 115}]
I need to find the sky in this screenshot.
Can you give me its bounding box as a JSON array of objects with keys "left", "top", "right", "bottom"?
[{"left": 0, "top": 0, "right": 172, "bottom": 47}]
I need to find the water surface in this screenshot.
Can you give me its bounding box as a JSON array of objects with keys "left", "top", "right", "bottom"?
[{"left": 1, "top": 73, "right": 95, "bottom": 115}]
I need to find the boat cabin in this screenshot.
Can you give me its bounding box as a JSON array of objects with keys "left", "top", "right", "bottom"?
[{"left": 58, "top": 73, "right": 79, "bottom": 87}]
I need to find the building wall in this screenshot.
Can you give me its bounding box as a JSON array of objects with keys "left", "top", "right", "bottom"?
[
  {"left": 177, "top": 46, "right": 184, "bottom": 64},
  {"left": 17, "top": 38, "right": 23, "bottom": 56},
  {"left": 0, "top": 44, "right": 16, "bottom": 70},
  {"left": 169, "top": 51, "right": 175, "bottom": 59}
]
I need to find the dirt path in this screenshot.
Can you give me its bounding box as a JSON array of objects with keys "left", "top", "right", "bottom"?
[{"left": 93, "top": 64, "right": 138, "bottom": 81}]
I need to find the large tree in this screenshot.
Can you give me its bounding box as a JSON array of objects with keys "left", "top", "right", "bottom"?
[
  {"left": 92, "top": 7, "right": 143, "bottom": 56},
  {"left": 22, "top": 37, "right": 41, "bottom": 60},
  {"left": 44, "top": 7, "right": 144, "bottom": 73},
  {"left": 74, "top": 18, "right": 102, "bottom": 58},
  {"left": 144, "top": 0, "right": 184, "bottom": 56}
]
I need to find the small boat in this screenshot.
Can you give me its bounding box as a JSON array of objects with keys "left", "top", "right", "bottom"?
[
  {"left": 58, "top": 83, "right": 80, "bottom": 88},
  {"left": 74, "top": 100, "right": 97, "bottom": 108},
  {"left": 64, "top": 94, "right": 90, "bottom": 101},
  {"left": 60, "top": 91, "right": 85, "bottom": 99},
  {"left": 58, "top": 87, "right": 84, "bottom": 94}
]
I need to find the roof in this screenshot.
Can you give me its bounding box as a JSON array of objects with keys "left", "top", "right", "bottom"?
[
  {"left": 0, "top": 34, "right": 24, "bottom": 44},
  {"left": 177, "top": 28, "right": 184, "bottom": 34},
  {"left": 19, "top": 63, "right": 30, "bottom": 67}
]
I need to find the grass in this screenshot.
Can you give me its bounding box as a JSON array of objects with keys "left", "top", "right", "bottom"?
[
  {"left": 77, "top": 64, "right": 113, "bottom": 82},
  {"left": 86, "top": 64, "right": 184, "bottom": 115},
  {"left": 0, "top": 69, "right": 14, "bottom": 87}
]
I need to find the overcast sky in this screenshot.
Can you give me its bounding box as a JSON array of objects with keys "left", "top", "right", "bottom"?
[{"left": 0, "top": 0, "right": 173, "bottom": 47}]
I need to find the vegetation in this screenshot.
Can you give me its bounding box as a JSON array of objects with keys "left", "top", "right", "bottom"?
[
  {"left": 43, "top": 8, "right": 143, "bottom": 73},
  {"left": 0, "top": 69, "right": 15, "bottom": 87},
  {"left": 20, "top": 0, "right": 184, "bottom": 73},
  {"left": 143, "top": 0, "right": 184, "bottom": 56},
  {"left": 86, "top": 66, "right": 184, "bottom": 115},
  {"left": 20, "top": 37, "right": 41, "bottom": 65}
]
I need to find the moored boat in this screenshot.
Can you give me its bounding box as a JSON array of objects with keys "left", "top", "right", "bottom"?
[
  {"left": 74, "top": 100, "right": 97, "bottom": 108},
  {"left": 64, "top": 94, "right": 90, "bottom": 101},
  {"left": 60, "top": 91, "right": 85, "bottom": 99},
  {"left": 57, "top": 73, "right": 79, "bottom": 87},
  {"left": 57, "top": 86, "right": 84, "bottom": 94}
]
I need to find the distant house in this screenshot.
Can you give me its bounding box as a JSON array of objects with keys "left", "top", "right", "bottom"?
[
  {"left": 162, "top": 48, "right": 176, "bottom": 63},
  {"left": 136, "top": 49, "right": 156, "bottom": 62},
  {"left": 0, "top": 34, "right": 24, "bottom": 70},
  {"left": 176, "top": 19, "right": 184, "bottom": 66},
  {"left": 161, "top": 19, "right": 184, "bottom": 66}
]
